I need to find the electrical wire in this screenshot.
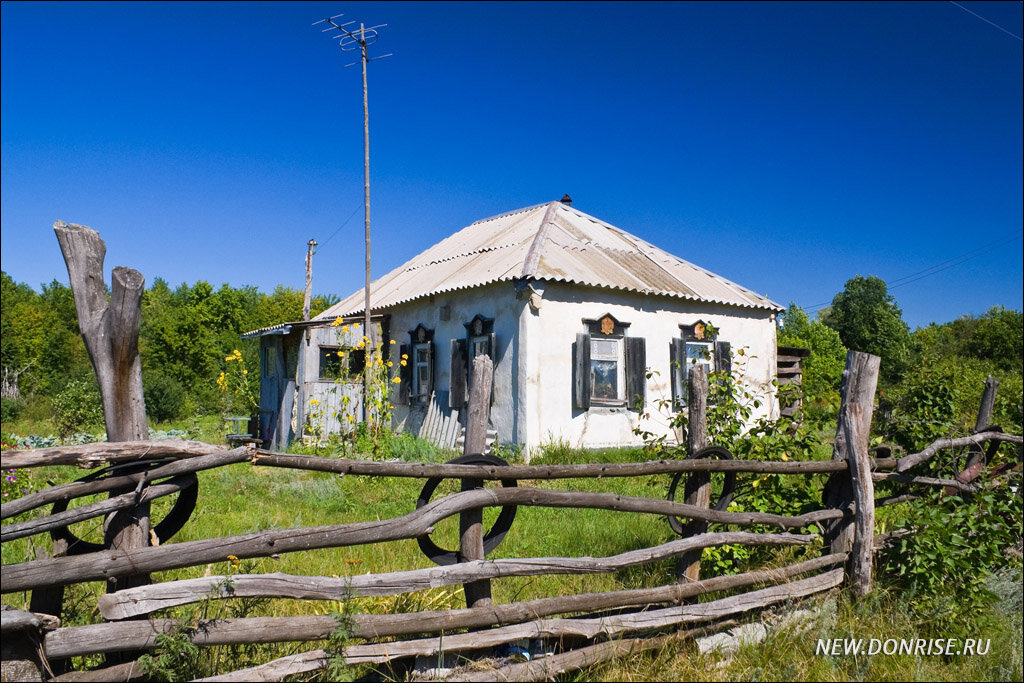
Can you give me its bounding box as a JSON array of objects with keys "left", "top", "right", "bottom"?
[
  {"left": 314, "top": 203, "right": 363, "bottom": 254},
  {"left": 802, "top": 232, "right": 1021, "bottom": 311}
]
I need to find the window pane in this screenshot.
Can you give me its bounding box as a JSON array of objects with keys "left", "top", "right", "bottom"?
[
  {"left": 591, "top": 338, "right": 618, "bottom": 359},
  {"left": 591, "top": 359, "right": 619, "bottom": 399},
  {"left": 416, "top": 347, "right": 429, "bottom": 364}
]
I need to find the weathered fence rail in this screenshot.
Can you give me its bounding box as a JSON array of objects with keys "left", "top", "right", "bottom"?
[{"left": 2, "top": 353, "right": 1020, "bottom": 682}]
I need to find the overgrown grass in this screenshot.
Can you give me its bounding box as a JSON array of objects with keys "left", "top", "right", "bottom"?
[{"left": 2, "top": 434, "right": 1021, "bottom": 681}]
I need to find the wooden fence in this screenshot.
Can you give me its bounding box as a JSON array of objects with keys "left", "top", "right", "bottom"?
[{"left": 2, "top": 353, "right": 1021, "bottom": 682}]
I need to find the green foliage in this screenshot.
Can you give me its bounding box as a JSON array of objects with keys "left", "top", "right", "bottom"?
[
  {"left": 50, "top": 379, "right": 104, "bottom": 437},
  {"left": 879, "top": 471, "right": 1023, "bottom": 621},
  {"left": 914, "top": 306, "right": 1023, "bottom": 375},
  {"left": 144, "top": 372, "right": 186, "bottom": 423},
  {"left": 1, "top": 397, "right": 24, "bottom": 422},
  {"left": 821, "top": 275, "right": 913, "bottom": 384},
  {"left": 138, "top": 623, "right": 202, "bottom": 682},
  {"left": 778, "top": 303, "right": 847, "bottom": 420}
]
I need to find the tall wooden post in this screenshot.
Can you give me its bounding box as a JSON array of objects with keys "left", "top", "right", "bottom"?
[
  {"left": 965, "top": 376, "right": 1000, "bottom": 470},
  {"left": 54, "top": 221, "right": 151, "bottom": 595},
  {"left": 460, "top": 354, "right": 494, "bottom": 608},
  {"left": 677, "top": 365, "right": 709, "bottom": 584},
  {"left": 822, "top": 350, "right": 880, "bottom": 593}
]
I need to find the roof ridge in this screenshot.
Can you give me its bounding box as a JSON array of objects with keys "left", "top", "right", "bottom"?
[{"left": 469, "top": 202, "right": 549, "bottom": 226}]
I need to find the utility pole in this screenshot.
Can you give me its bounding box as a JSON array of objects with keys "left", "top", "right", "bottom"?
[
  {"left": 313, "top": 13, "right": 391, "bottom": 421},
  {"left": 303, "top": 238, "right": 317, "bottom": 321}
]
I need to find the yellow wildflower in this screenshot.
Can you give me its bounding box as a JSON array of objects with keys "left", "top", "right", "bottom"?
[
  {"left": 310, "top": 399, "right": 320, "bottom": 406},
  {"left": 353, "top": 322, "right": 360, "bottom": 328},
  {"left": 242, "top": 369, "right": 247, "bottom": 375},
  {"left": 392, "top": 377, "right": 402, "bottom": 384},
  {"left": 341, "top": 326, "right": 349, "bottom": 333},
  {"left": 331, "top": 316, "right": 343, "bottom": 327},
  {"left": 358, "top": 341, "right": 365, "bottom": 349},
  {"left": 389, "top": 339, "right": 396, "bottom": 344},
  {"left": 781, "top": 453, "right": 789, "bottom": 462},
  {"left": 400, "top": 360, "right": 407, "bottom": 366},
  {"left": 751, "top": 479, "right": 760, "bottom": 488},
  {"left": 386, "top": 361, "right": 393, "bottom": 368},
  {"left": 362, "top": 335, "right": 368, "bottom": 341}
]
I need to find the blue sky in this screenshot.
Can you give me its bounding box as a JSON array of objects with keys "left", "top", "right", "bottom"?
[{"left": 2, "top": 1, "right": 1021, "bottom": 329}]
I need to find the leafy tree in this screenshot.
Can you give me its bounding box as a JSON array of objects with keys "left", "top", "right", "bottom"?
[
  {"left": 777, "top": 303, "right": 847, "bottom": 416},
  {"left": 821, "top": 275, "right": 912, "bottom": 384}
]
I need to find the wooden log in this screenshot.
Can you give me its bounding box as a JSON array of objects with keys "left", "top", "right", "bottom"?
[
  {"left": 3, "top": 486, "right": 841, "bottom": 594},
  {"left": 197, "top": 620, "right": 741, "bottom": 682},
  {"left": 98, "top": 531, "right": 818, "bottom": 619},
  {"left": 872, "top": 472, "right": 978, "bottom": 492},
  {"left": 251, "top": 451, "right": 857, "bottom": 479},
  {"left": 45, "top": 567, "right": 845, "bottom": 659},
  {"left": 54, "top": 221, "right": 148, "bottom": 442},
  {"left": 843, "top": 404, "right": 874, "bottom": 597},
  {"left": 1, "top": 439, "right": 228, "bottom": 471},
  {"left": 2, "top": 476, "right": 195, "bottom": 542},
  {"left": 895, "top": 431, "right": 1022, "bottom": 473},
  {"left": 460, "top": 354, "right": 494, "bottom": 608},
  {"left": 679, "top": 365, "right": 709, "bottom": 584},
  {"left": 822, "top": 351, "right": 879, "bottom": 557},
  {"left": 2, "top": 448, "right": 248, "bottom": 520},
  {"left": 49, "top": 661, "right": 148, "bottom": 682}
]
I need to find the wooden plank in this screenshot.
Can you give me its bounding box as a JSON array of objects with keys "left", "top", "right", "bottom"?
[
  {"left": 196, "top": 621, "right": 741, "bottom": 682},
  {"left": 46, "top": 566, "right": 844, "bottom": 659},
  {"left": 98, "top": 532, "right": 819, "bottom": 619},
  {"left": 3, "top": 487, "right": 842, "bottom": 593}
]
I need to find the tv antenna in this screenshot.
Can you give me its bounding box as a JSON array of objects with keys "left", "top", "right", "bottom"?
[{"left": 312, "top": 13, "right": 391, "bottom": 421}]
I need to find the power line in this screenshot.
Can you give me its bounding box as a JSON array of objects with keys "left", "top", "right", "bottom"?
[
  {"left": 949, "top": 1, "right": 1023, "bottom": 41},
  {"left": 315, "top": 203, "right": 363, "bottom": 253},
  {"left": 802, "top": 232, "right": 1021, "bottom": 311}
]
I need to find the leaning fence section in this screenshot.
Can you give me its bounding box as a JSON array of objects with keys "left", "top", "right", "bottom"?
[{"left": 2, "top": 352, "right": 1020, "bottom": 682}]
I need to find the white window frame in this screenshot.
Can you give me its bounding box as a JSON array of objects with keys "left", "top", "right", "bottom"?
[
  {"left": 590, "top": 336, "right": 625, "bottom": 405},
  {"left": 412, "top": 342, "right": 432, "bottom": 402}
]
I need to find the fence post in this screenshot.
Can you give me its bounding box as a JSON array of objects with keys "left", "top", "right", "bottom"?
[
  {"left": 822, "top": 351, "right": 879, "bottom": 591},
  {"left": 965, "top": 376, "right": 999, "bottom": 470},
  {"left": 676, "top": 365, "right": 709, "bottom": 585},
  {"left": 460, "top": 354, "right": 494, "bottom": 608}
]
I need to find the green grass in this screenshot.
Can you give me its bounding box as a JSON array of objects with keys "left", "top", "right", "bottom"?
[{"left": 2, "top": 434, "right": 1021, "bottom": 681}]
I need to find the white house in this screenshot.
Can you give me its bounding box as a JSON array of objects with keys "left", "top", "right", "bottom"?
[{"left": 243, "top": 198, "right": 784, "bottom": 456}]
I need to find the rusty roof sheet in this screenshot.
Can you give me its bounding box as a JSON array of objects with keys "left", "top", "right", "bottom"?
[{"left": 318, "top": 202, "right": 781, "bottom": 319}]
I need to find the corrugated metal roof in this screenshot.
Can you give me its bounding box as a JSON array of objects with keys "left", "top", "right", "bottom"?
[{"left": 317, "top": 202, "right": 782, "bottom": 319}]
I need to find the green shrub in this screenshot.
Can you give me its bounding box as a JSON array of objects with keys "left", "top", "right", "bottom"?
[
  {"left": 1, "top": 396, "right": 24, "bottom": 422},
  {"left": 144, "top": 372, "right": 185, "bottom": 423},
  {"left": 879, "top": 470, "right": 1023, "bottom": 623},
  {"left": 50, "top": 379, "right": 104, "bottom": 438}
]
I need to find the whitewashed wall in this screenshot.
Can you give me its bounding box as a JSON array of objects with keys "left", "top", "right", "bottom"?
[
  {"left": 524, "top": 282, "right": 778, "bottom": 456},
  {"left": 324, "top": 281, "right": 778, "bottom": 458}
]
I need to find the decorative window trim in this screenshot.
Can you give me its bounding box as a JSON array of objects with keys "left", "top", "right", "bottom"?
[
  {"left": 574, "top": 314, "right": 645, "bottom": 412},
  {"left": 671, "top": 321, "right": 731, "bottom": 408}
]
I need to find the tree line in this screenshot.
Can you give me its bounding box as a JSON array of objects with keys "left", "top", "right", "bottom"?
[
  {"left": 1, "top": 271, "right": 335, "bottom": 433},
  {"left": 1, "top": 270, "right": 1020, "bottom": 440}
]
